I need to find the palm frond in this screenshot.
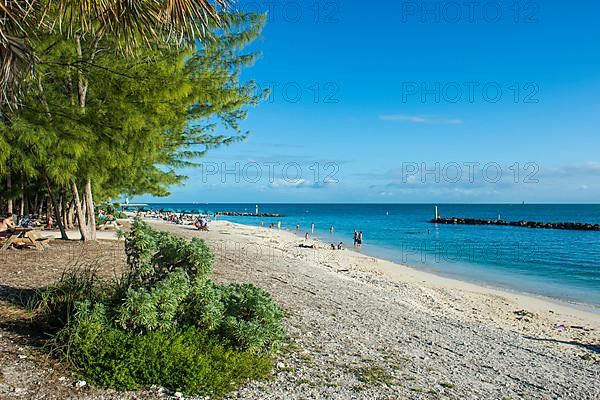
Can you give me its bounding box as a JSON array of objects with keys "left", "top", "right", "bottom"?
[
  {"left": 0, "top": 35, "right": 35, "bottom": 110},
  {"left": 1, "top": 0, "right": 232, "bottom": 110}
]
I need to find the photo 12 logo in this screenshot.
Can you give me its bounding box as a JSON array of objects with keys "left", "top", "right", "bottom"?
[
  {"left": 401, "top": 162, "right": 539, "bottom": 184},
  {"left": 240, "top": 1, "right": 340, "bottom": 24},
  {"left": 401, "top": 82, "right": 539, "bottom": 104},
  {"left": 258, "top": 81, "right": 340, "bottom": 104},
  {"left": 401, "top": 2, "right": 540, "bottom": 23},
  {"left": 399, "top": 241, "right": 534, "bottom": 265},
  {"left": 199, "top": 162, "right": 340, "bottom": 186}
]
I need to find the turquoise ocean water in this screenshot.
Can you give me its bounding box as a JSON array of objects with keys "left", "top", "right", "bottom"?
[{"left": 146, "top": 203, "right": 600, "bottom": 308}]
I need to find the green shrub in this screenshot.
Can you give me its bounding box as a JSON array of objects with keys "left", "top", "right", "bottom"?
[
  {"left": 115, "top": 268, "right": 191, "bottom": 333},
  {"left": 38, "top": 220, "right": 284, "bottom": 396},
  {"left": 152, "top": 233, "right": 214, "bottom": 284},
  {"left": 124, "top": 219, "right": 158, "bottom": 284},
  {"left": 220, "top": 284, "right": 285, "bottom": 352},
  {"left": 123, "top": 220, "right": 213, "bottom": 288},
  {"left": 182, "top": 281, "right": 285, "bottom": 352},
  {"left": 182, "top": 280, "right": 225, "bottom": 331},
  {"left": 32, "top": 266, "right": 108, "bottom": 332},
  {"left": 57, "top": 304, "right": 272, "bottom": 396}
]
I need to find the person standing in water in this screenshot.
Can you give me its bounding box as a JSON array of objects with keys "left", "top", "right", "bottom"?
[
  {"left": 311, "top": 222, "right": 315, "bottom": 233},
  {"left": 357, "top": 231, "right": 363, "bottom": 248},
  {"left": 330, "top": 225, "right": 335, "bottom": 234},
  {"left": 353, "top": 229, "right": 358, "bottom": 247}
]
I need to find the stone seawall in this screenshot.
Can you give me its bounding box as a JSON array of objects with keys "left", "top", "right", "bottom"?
[{"left": 430, "top": 217, "right": 600, "bottom": 231}]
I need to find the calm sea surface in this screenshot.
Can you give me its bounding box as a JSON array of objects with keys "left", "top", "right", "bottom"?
[{"left": 147, "top": 203, "right": 600, "bottom": 308}]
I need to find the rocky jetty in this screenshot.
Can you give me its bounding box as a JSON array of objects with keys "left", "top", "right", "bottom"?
[
  {"left": 216, "top": 211, "right": 282, "bottom": 218},
  {"left": 430, "top": 217, "right": 600, "bottom": 231}
]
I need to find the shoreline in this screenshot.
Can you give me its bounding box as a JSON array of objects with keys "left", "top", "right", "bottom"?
[
  {"left": 350, "top": 243, "right": 600, "bottom": 316},
  {"left": 150, "top": 218, "right": 600, "bottom": 332},
  {"left": 147, "top": 218, "right": 600, "bottom": 398},
  {"left": 224, "top": 220, "right": 600, "bottom": 317},
  {"left": 260, "top": 221, "right": 600, "bottom": 322}
]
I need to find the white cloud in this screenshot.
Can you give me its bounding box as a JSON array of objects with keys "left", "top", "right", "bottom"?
[
  {"left": 379, "top": 114, "right": 463, "bottom": 125},
  {"left": 268, "top": 179, "right": 307, "bottom": 188}
]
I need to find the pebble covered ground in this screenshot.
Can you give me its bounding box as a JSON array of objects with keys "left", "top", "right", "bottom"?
[{"left": 1, "top": 222, "right": 599, "bottom": 399}]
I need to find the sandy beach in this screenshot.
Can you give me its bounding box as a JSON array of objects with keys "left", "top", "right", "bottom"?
[
  {"left": 1, "top": 219, "right": 598, "bottom": 399},
  {"left": 150, "top": 219, "right": 599, "bottom": 399}
]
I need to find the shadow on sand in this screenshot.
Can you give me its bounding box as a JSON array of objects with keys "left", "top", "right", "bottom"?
[
  {"left": 525, "top": 335, "right": 600, "bottom": 355},
  {"left": 0, "top": 284, "right": 51, "bottom": 346}
]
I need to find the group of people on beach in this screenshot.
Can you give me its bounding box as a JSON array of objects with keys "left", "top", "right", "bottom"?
[
  {"left": 193, "top": 215, "right": 209, "bottom": 231},
  {"left": 353, "top": 229, "right": 363, "bottom": 248},
  {"left": 294, "top": 222, "right": 363, "bottom": 252},
  {"left": 134, "top": 210, "right": 211, "bottom": 231}
]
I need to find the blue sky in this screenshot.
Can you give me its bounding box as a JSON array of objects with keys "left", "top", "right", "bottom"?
[{"left": 139, "top": 0, "right": 600, "bottom": 203}]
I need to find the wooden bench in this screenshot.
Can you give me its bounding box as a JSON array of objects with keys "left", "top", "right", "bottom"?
[{"left": 0, "top": 228, "right": 53, "bottom": 251}]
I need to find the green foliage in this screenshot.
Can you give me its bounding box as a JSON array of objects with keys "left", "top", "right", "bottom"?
[
  {"left": 183, "top": 279, "right": 226, "bottom": 331},
  {"left": 32, "top": 266, "right": 108, "bottom": 332},
  {"left": 220, "top": 284, "right": 285, "bottom": 352},
  {"left": 0, "top": 12, "right": 266, "bottom": 228},
  {"left": 124, "top": 219, "right": 213, "bottom": 288},
  {"left": 115, "top": 269, "right": 191, "bottom": 333},
  {"left": 57, "top": 304, "right": 271, "bottom": 396},
  {"left": 183, "top": 281, "right": 285, "bottom": 352},
  {"left": 36, "top": 222, "right": 284, "bottom": 396}
]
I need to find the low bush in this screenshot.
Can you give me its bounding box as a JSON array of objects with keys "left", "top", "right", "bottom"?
[
  {"left": 183, "top": 281, "right": 285, "bottom": 352},
  {"left": 35, "top": 219, "right": 284, "bottom": 397},
  {"left": 32, "top": 266, "right": 108, "bottom": 332},
  {"left": 56, "top": 302, "right": 272, "bottom": 396},
  {"left": 220, "top": 283, "right": 285, "bottom": 352}
]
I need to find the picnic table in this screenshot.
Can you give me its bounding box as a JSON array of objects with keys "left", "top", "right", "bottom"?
[{"left": 0, "top": 228, "right": 53, "bottom": 251}]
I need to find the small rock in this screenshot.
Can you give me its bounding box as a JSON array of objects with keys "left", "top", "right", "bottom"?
[
  {"left": 276, "top": 362, "right": 285, "bottom": 369},
  {"left": 75, "top": 380, "right": 86, "bottom": 388},
  {"left": 174, "top": 392, "right": 184, "bottom": 398},
  {"left": 58, "top": 376, "right": 66, "bottom": 382}
]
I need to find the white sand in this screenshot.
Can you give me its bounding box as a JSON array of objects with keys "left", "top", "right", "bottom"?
[{"left": 151, "top": 219, "right": 600, "bottom": 399}]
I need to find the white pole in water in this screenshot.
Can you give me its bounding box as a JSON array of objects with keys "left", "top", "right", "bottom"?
[{"left": 435, "top": 205, "right": 439, "bottom": 220}]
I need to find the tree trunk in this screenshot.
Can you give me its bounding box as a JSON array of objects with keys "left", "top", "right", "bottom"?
[
  {"left": 67, "top": 199, "right": 75, "bottom": 229},
  {"left": 70, "top": 179, "right": 88, "bottom": 241},
  {"left": 38, "top": 195, "right": 44, "bottom": 218},
  {"left": 19, "top": 174, "right": 25, "bottom": 217},
  {"left": 81, "top": 194, "right": 87, "bottom": 229},
  {"left": 46, "top": 197, "right": 51, "bottom": 227},
  {"left": 33, "top": 193, "right": 38, "bottom": 217},
  {"left": 7, "top": 173, "right": 12, "bottom": 214},
  {"left": 44, "top": 174, "right": 69, "bottom": 240},
  {"left": 59, "top": 192, "right": 67, "bottom": 231},
  {"left": 85, "top": 177, "right": 96, "bottom": 240}
]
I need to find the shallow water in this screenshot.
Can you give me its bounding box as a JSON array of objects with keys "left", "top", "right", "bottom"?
[{"left": 147, "top": 203, "right": 600, "bottom": 307}]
